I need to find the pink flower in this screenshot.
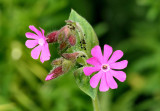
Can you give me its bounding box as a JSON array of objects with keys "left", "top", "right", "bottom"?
[
  {"left": 83, "top": 44, "right": 128, "bottom": 92},
  {"left": 25, "top": 25, "right": 51, "bottom": 63}
]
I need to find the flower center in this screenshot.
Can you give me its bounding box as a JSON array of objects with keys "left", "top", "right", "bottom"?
[
  {"left": 38, "top": 38, "right": 45, "bottom": 46},
  {"left": 101, "top": 64, "right": 110, "bottom": 72}
]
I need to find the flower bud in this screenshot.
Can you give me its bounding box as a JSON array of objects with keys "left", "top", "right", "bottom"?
[
  {"left": 52, "top": 66, "right": 63, "bottom": 74},
  {"left": 51, "top": 57, "right": 63, "bottom": 65},
  {"left": 60, "top": 42, "right": 68, "bottom": 50},
  {"left": 56, "top": 26, "right": 71, "bottom": 43},
  {"left": 62, "top": 59, "right": 74, "bottom": 73},
  {"left": 63, "top": 26, "right": 70, "bottom": 38},
  {"left": 62, "top": 52, "right": 79, "bottom": 60},
  {"left": 46, "top": 31, "right": 58, "bottom": 43},
  {"left": 68, "top": 35, "right": 76, "bottom": 46},
  {"left": 45, "top": 66, "right": 63, "bottom": 81}
]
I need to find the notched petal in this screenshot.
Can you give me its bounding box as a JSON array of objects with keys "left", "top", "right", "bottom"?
[
  {"left": 110, "top": 60, "right": 128, "bottom": 69},
  {"left": 110, "top": 70, "right": 126, "bottom": 82},
  {"left": 108, "top": 50, "right": 124, "bottom": 64},
  {"left": 40, "top": 43, "right": 51, "bottom": 63},
  {"left": 86, "top": 57, "right": 101, "bottom": 67},
  {"left": 25, "top": 40, "right": 38, "bottom": 48},
  {"left": 103, "top": 44, "right": 113, "bottom": 63},
  {"left": 90, "top": 70, "right": 103, "bottom": 88},
  {"left": 29, "top": 25, "right": 42, "bottom": 37},
  {"left": 83, "top": 67, "right": 100, "bottom": 76},
  {"left": 31, "top": 45, "right": 42, "bottom": 59},
  {"left": 99, "top": 73, "right": 109, "bottom": 92},
  {"left": 91, "top": 45, "right": 103, "bottom": 63},
  {"left": 106, "top": 71, "right": 118, "bottom": 89},
  {"left": 25, "top": 32, "right": 38, "bottom": 39}
]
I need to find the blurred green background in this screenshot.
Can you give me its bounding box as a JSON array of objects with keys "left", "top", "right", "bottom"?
[{"left": 0, "top": 0, "right": 160, "bottom": 111}]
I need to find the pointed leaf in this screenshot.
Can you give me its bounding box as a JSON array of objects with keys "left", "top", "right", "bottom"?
[
  {"left": 74, "top": 67, "right": 97, "bottom": 100},
  {"left": 68, "top": 10, "right": 99, "bottom": 99},
  {"left": 68, "top": 9, "right": 99, "bottom": 57}
]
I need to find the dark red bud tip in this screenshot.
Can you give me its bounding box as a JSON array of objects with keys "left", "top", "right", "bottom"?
[
  {"left": 46, "top": 31, "right": 58, "bottom": 43},
  {"left": 68, "top": 35, "right": 76, "bottom": 46},
  {"left": 62, "top": 52, "right": 79, "bottom": 60},
  {"left": 52, "top": 66, "right": 63, "bottom": 74}
]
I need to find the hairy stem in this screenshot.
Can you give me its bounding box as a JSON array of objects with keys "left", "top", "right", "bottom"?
[{"left": 92, "top": 95, "right": 100, "bottom": 111}]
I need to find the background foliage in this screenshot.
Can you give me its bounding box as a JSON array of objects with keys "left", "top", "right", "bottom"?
[{"left": 0, "top": 0, "right": 160, "bottom": 111}]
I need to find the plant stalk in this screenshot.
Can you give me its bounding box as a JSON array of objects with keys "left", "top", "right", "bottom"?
[{"left": 92, "top": 95, "right": 100, "bottom": 111}]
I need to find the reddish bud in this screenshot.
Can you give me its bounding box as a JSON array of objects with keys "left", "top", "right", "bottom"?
[
  {"left": 60, "top": 42, "right": 67, "bottom": 50},
  {"left": 62, "top": 52, "right": 79, "bottom": 60},
  {"left": 56, "top": 26, "right": 71, "bottom": 43},
  {"left": 68, "top": 35, "right": 76, "bottom": 46},
  {"left": 52, "top": 66, "right": 63, "bottom": 75},
  {"left": 46, "top": 66, "right": 63, "bottom": 81},
  {"left": 63, "top": 26, "right": 70, "bottom": 38},
  {"left": 46, "top": 31, "right": 58, "bottom": 43}
]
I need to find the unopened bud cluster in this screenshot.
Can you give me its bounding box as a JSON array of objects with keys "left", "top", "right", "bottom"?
[
  {"left": 46, "top": 25, "right": 76, "bottom": 51},
  {"left": 45, "top": 21, "right": 84, "bottom": 80}
]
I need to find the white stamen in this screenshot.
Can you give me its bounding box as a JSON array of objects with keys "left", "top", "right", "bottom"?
[{"left": 38, "top": 38, "right": 45, "bottom": 46}]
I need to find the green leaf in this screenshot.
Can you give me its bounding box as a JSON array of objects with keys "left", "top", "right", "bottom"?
[
  {"left": 74, "top": 67, "right": 97, "bottom": 100},
  {"left": 68, "top": 9, "right": 99, "bottom": 99},
  {"left": 68, "top": 9, "right": 99, "bottom": 57}
]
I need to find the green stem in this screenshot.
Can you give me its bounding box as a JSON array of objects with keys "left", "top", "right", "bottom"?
[{"left": 92, "top": 95, "right": 100, "bottom": 111}]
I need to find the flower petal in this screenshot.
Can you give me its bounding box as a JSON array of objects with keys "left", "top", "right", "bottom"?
[
  {"left": 110, "top": 70, "right": 126, "bottom": 82},
  {"left": 108, "top": 50, "right": 123, "bottom": 64},
  {"left": 25, "top": 32, "right": 38, "bottom": 39},
  {"left": 86, "top": 57, "right": 101, "bottom": 67},
  {"left": 110, "top": 60, "right": 128, "bottom": 69},
  {"left": 90, "top": 70, "right": 103, "bottom": 88},
  {"left": 106, "top": 71, "right": 118, "bottom": 89},
  {"left": 91, "top": 45, "right": 103, "bottom": 63},
  {"left": 31, "top": 45, "right": 42, "bottom": 59},
  {"left": 29, "top": 25, "right": 42, "bottom": 37},
  {"left": 103, "top": 44, "right": 113, "bottom": 63},
  {"left": 40, "top": 27, "right": 45, "bottom": 37},
  {"left": 45, "top": 73, "right": 55, "bottom": 81},
  {"left": 40, "top": 43, "right": 51, "bottom": 63},
  {"left": 99, "top": 72, "right": 109, "bottom": 92},
  {"left": 83, "top": 67, "right": 100, "bottom": 76},
  {"left": 25, "top": 40, "right": 38, "bottom": 48}
]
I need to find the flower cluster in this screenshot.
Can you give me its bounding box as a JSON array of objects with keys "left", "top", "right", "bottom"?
[{"left": 25, "top": 25, "right": 128, "bottom": 92}]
